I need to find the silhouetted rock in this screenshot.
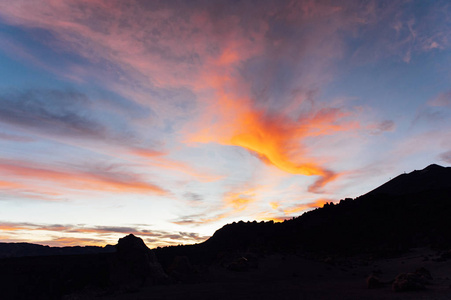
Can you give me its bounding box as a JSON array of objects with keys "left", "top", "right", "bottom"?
[
  {"left": 392, "top": 272, "right": 426, "bottom": 292},
  {"left": 110, "top": 234, "right": 167, "bottom": 289},
  {"left": 415, "top": 267, "right": 433, "bottom": 281},
  {"left": 392, "top": 268, "right": 432, "bottom": 292},
  {"left": 168, "top": 256, "right": 193, "bottom": 274},
  {"left": 367, "top": 274, "right": 383, "bottom": 289},
  {"left": 227, "top": 257, "right": 250, "bottom": 272},
  {"left": 166, "top": 255, "right": 198, "bottom": 283}
]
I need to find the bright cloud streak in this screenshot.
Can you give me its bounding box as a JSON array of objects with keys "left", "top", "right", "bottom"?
[{"left": 0, "top": 0, "right": 450, "bottom": 247}]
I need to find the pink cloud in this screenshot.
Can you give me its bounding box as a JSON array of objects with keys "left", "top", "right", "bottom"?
[
  {"left": 0, "top": 159, "right": 168, "bottom": 197},
  {"left": 429, "top": 90, "right": 451, "bottom": 107}
]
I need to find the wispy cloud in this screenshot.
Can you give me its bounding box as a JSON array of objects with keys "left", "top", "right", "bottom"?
[
  {"left": 173, "top": 186, "right": 258, "bottom": 225},
  {"left": 439, "top": 150, "right": 451, "bottom": 164},
  {"left": 429, "top": 90, "right": 451, "bottom": 107},
  {"left": 0, "top": 159, "right": 168, "bottom": 197},
  {"left": 0, "top": 89, "right": 106, "bottom": 139},
  {"left": 0, "top": 132, "right": 33, "bottom": 142}
]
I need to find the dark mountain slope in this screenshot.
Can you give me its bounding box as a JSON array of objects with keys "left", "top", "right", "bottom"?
[
  {"left": 155, "top": 164, "right": 451, "bottom": 267},
  {"left": 365, "top": 164, "right": 451, "bottom": 196}
]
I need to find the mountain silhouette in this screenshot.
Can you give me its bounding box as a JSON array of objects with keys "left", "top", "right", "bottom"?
[
  {"left": 0, "top": 242, "right": 114, "bottom": 258},
  {"left": 154, "top": 164, "right": 451, "bottom": 267},
  {"left": 1, "top": 163, "right": 451, "bottom": 299},
  {"left": 365, "top": 164, "right": 451, "bottom": 196}
]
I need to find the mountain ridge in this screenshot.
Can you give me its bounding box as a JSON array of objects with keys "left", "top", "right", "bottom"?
[
  {"left": 1, "top": 163, "right": 450, "bottom": 259},
  {"left": 365, "top": 164, "right": 451, "bottom": 197}
]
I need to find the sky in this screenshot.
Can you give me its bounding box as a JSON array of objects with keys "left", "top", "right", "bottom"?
[{"left": 0, "top": 0, "right": 450, "bottom": 248}]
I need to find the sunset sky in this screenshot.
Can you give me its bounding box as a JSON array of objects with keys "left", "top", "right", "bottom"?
[{"left": 0, "top": 0, "right": 450, "bottom": 248}]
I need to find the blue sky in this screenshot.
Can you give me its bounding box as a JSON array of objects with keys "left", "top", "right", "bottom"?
[{"left": 0, "top": 0, "right": 450, "bottom": 247}]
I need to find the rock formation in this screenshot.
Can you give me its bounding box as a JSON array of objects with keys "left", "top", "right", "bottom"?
[{"left": 109, "top": 234, "right": 167, "bottom": 289}]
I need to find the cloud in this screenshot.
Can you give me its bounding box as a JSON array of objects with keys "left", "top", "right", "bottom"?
[
  {"left": 0, "top": 1, "right": 417, "bottom": 191},
  {"left": 429, "top": 90, "right": 451, "bottom": 107},
  {"left": 253, "top": 198, "right": 333, "bottom": 222},
  {"left": 282, "top": 199, "right": 332, "bottom": 215},
  {"left": 173, "top": 186, "right": 263, "bottom": 225},
  {"left": 0, "top": 180, "right": 24, "bottom": 190},
  {"left": 307, "top": 171, "right": 340, "bottom": 193},
  {"left": 132, "top": 149, "right": 224, "bottom": 183},
  {"left": 43, "top": 237, "right": 106, "bottom": 247},
  {"left": 183, "top": 192, "right": 204, "bottom": 203},
  {"left": 0, "top": 89, "right": 106, "bottom": 139},
  {"left": 439, "top": 150, "right": 451, "bottom": 164},
  {"left": 368, "top": 120, "right": 395, "bottom": 135},
  {"left": 349, "top": 1, "right": 451, "bottom": 64},
  {"left": 187, "top": 74, "right": 356, "bottom": 191},
  {"left": 0, "top": 132, "right": 33, "bottom": 142},
  {"left": 171, "top": 214, "right": 204, "bottom": 226},
  {"left": 0, "top": 89, "right": 165, "bottom": 157},
  {"left": 412, "top": 107, "right": 447, "bottom": 126},
  {"left": 0, "top": 159, "right": 168, "bottom": 197}
]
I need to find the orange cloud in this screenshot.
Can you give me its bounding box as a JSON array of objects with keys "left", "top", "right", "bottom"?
[
  {"left": 187, "top": 72, "right": 356, "bottom": 191},
  {"left": 0, "top": 180, "right": 23, "bottom": 189},
  {"left": 43, "top": 237, "right": 106, "bottom": 247},
  {"left": 131, "top": 150, "right": 223, "bottom": 183},
  {"left": 130, "top": 147, "right": 166, "bottom": 158},
  {"left": 0, "top": 224, "right": 29, "bottom": 231},
  {"left": 283, "top": 199, "right": 331, "bottom": 215},
  {"left": 269, "top": 202, "right": 280, "bottom": 210},
  {"left": 223, "top": 189, "right": 256, "bottom": 212},
  {"left": 253, "top": 199, "right": 332, "bottom": 222},
  {"left": 178, "top": 187, "right": 258, "bottom": 225},
  {"left": 254, "top": 212, "right": 289, "bottom": 223}
]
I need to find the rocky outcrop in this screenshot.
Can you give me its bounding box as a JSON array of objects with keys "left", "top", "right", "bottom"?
[
  {"left": 167, "top": 255, "right": 196, "bottom": 282},
  {"left": 366, "top": 274, "right": 383, "bottom": 289},
  {"left": 392, "top": 267, "right": 432, "bottom": 292},
  {"left": 109, "top": 234, "right": 168, "bottom": 289}
]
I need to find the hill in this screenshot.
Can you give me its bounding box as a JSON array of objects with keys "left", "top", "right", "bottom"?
[{"left": 0, "top": 242, "right": 115, "bottom": 258}]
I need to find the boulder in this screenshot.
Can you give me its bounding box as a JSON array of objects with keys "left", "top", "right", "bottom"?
[
  {"left": 367, "top": 274, "right": 383, "bottom": 289},
  {"left": 392, "top": 271, "right": 429, "bottom": 292},
  {"left": 227, "top": 257, "right": 249, "bottom": 272},
  {"left": 110, "top": 234, "right": 167, "bottom": 289},
  {"left": 167, "top": 256, "right": 196, "bottom": 282}
]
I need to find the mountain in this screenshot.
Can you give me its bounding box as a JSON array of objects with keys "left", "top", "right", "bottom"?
[
  {"left": 155, "top": 163, "right": 451, "bottom": 265},
  {"left": 0, "top": 242, "right": 115, "bottom": 258},
  {"left": 366, "top": 164, "right": 451, "bottom": 196}
]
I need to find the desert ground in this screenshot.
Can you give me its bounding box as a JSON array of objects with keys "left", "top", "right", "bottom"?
[{"left": 66, "top": 247, "right": 451, "bottom": 300}]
